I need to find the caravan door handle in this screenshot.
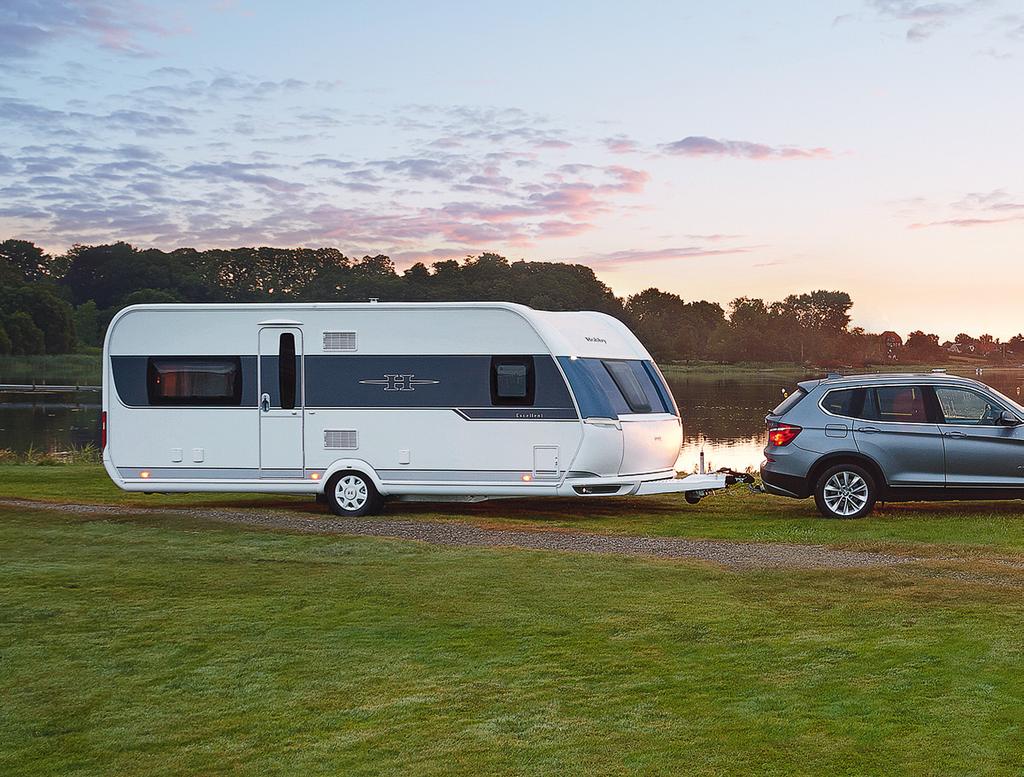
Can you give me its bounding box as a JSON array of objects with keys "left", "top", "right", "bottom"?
[
  {"left": 856, "top": 426, "right": 880, "bottom": 434},
  {"left": 260, "top": 393, "right": 271, "bottom": 413}
]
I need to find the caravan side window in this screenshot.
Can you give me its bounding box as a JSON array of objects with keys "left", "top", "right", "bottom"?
[
  {"left": 147, "top": 357, "right": 243, "bottom": 406},
  {"left": 491, "top": 356, "right": 535, "bottom": 406}
]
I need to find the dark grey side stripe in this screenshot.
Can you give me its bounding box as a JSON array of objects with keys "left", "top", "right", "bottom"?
[{"left": 454, "top": 408, "right": 578, "bottom": 421}]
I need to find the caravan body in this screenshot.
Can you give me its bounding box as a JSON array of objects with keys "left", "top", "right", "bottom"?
[{"left": 102, "top": 302, "right": 730, "bottom": 514}]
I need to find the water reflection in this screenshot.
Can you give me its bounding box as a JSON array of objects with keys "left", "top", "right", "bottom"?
[
  {"left": 0, "top": 392, "right": 101, "bottom": 453},
  {"left": 665, "top": 375, "right": 793, "bottom": 472}
]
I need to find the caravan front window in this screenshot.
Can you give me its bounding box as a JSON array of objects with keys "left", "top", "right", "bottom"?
[
  {"left": 602, "top": 360, "right": 652, "bottom": 413},
  {"left": 557, "top": 357, "right": 675, "bottom": 418}
]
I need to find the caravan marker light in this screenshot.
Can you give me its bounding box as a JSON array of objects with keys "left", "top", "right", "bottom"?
[
  {"left": 139, "top": 470, "right": 151, "bottom": 479},
  {"left": 101, "top": 411, "right": 107, "bottom": 449},
  {"left": 309, "top": 472, "right": 320, "bottom": 480},
  {"left": 522, "top": 474, "right": 533, "bottom": 482}
]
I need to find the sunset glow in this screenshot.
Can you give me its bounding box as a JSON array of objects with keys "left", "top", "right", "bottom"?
[{"left": 1, "top": 1, "right": 1022, "bottom": 336}]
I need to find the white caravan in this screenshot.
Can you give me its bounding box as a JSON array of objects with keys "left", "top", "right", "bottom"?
[{"left": 102, "top": 302, "right": 746, "bottom": 515}]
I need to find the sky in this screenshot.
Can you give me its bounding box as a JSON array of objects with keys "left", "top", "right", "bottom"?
[{"left": 1, "top": 0, "right": 1023, "bottom": 339}]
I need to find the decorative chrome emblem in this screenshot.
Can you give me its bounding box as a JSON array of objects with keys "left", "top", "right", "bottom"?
[{"left": 359, "top": 374, "right": 440, "bottom": 391}]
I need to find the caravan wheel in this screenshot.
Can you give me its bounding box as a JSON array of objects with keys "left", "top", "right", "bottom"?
[{"left": 326, "top": 472, "right": 383, "bottom": 517}]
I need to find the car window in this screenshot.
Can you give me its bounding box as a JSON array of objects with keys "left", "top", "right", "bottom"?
[
  {"left": 871, "top": 385, "right": 928, "bottom": 423},
  {"left": 934, "top": 386, "right": 1002, "bottom": 426},
  {"left": 772, "top": 388, "right": 807, "bottom": 416},
  {"left": 821, "top": 388, "right": 865, "bottom": 418}
]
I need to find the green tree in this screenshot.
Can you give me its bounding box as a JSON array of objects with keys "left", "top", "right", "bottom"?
[
  {"left": 904, "top": 330, "right": 943, "bottom": 361},
  {"left": 625, "top": 289, "right": 692, "bottom": 361},
  {"left": 2, "top": 312, "right": 46, "bottom": 355},
  {"left": 73, "top": 301, "right": 101, "bottom": 348},
  {"left": 0, "top": 239, "right": 51, "bottom": 281}
]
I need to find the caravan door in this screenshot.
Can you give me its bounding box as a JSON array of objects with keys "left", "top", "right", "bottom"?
[{"left": 258, "top": 327, "right": 304, "bottom": 477}]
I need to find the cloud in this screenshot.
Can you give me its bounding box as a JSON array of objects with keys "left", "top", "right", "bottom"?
[
  {"left": 177, "top": 161, "right": 305, "bottom": 193},
  {"left": 910, "top": 216, "right": 1024, "bottom": 228},
  {"left": 569, "top": 244, "right": 754, "bottom": 269},
  {"left": 0, "top": 0, "right": 186, "bottom": 60},
  {"left": 0, "top": 96, "right": 192, "bottom": 137},
  {"left": 603, "top": 135, "right": 639, "bottom": 154},
  {"left": 862, "top": 0, "right": 989, "bottom": 42},
  {"left": 661, "top": 135, "right": 831, "bottom": 160},
  {"left": 908, "top": 189, "right": 1024, "bottom": 227},
  {"left": 1003, "top": 14, "right": 1024, "bottom": 40}
]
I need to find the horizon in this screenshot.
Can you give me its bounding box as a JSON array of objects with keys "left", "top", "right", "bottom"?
[{"left": 2, "top": 1, "right": 1023, "bottom": 338}]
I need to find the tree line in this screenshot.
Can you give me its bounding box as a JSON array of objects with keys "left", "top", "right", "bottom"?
[{"left": 1, "top": 238, "right": 1020, "bottom": 366}]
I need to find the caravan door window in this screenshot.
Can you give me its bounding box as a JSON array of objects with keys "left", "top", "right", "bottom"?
[
  {"left": 279, "top": 333, "right": 297, "bottom": 410},
  {"left": 491, "top": 356, "right": 535, "bottom": 405},
  {"left": 147, "top": 357, "right": 243, "bottom": 406}
]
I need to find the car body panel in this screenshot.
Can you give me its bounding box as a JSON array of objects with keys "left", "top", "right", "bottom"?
[{"left": 760, "top": 372, "right": 1024, "bottom": 504}]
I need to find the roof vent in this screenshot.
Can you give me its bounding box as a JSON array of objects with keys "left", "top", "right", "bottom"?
[
  {"left": 323, "top": 331, "right": 357, "bottom": 352},
  {"left": 324, "top": 429, "right": 358, "bottom": 450}
]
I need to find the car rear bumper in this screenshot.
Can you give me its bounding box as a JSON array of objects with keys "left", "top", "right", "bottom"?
[{"left": 759, "top": 466, "right": 810, "bottom": 498}]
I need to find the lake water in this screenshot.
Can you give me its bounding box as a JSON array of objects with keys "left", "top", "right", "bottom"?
[{"left": 3, "top": 369, "right": 1024, "bottom": 472}]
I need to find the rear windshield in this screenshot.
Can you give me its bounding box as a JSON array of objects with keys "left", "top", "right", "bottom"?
[
  {"left": 772, "top": 388, "right": 807, "bottom": 416},
  {"left": 557, "top": 357, "right": 675, "bottom": 418}
]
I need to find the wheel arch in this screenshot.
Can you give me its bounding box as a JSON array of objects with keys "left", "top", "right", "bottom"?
[
  {"left": 321, "top": 459, "right": 387, "bottom": 495},
  {"left": 808, "top": 452, "right": 887, "bottom": 492}
]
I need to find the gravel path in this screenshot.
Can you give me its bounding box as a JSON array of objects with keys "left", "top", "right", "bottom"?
[{"left": 0, "top": 497, "right": 918, "bottom": 570}]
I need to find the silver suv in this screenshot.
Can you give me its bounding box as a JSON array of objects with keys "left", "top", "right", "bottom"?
[{"left": 760, "top": 373, "right": 1024, "bottom": 518}]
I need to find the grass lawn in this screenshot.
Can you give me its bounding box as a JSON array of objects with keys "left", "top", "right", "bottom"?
[
  {"left": 7, "top": 464, "right": 1024, "bottom": 557},
  {"left": 3, "top": 503, "right": 1024, "bottom": 775}
]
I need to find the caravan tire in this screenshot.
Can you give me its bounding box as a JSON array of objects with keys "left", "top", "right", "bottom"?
[{"left": 326, "top": 471, "right": 383, "bottom": 517}]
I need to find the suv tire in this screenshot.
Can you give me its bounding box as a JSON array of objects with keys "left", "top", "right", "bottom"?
[
  {"left": 325, "top": 471, "right": 384, "bottom": 517},
  {"left": 813, "top": 464, "right": 877, "bottom": 519}
]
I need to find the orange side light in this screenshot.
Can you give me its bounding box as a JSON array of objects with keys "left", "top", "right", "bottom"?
[
  {"left": 310, "top": 472, "right": 320, "bottom": 480},
  {"left": 522, "top": 474, "right": 533, "bottom": 482},
  {"left": 140, "top": 470, "right": 151, "bottom": 479}
]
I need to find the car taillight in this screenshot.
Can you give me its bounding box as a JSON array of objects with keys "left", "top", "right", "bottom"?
[
  {"left": 101, "top": 411, "right": 107, "bottom": 449},
  {"left": 768, "top": 423, "right": 801, "bottom": 447}
]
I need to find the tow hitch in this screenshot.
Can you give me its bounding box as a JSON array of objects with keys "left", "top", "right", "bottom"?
[
  {"left": 632, "top": 467, "right": 756, "bottom": 505},
  {"left": 684, "top": 468, "right": 756, "bottom": 504}
]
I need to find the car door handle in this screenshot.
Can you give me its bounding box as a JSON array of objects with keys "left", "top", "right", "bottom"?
[
  {"left": 943, "top": 430, "right": 967, "bottom": 438},
  {"left": 856, "top": 426, "right": 880, "bottom": 434}
]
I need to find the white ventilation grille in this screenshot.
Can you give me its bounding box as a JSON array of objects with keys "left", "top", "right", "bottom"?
[
  {"left": 324, "top": 429, "right": 358, "bottom": 450},
  {"left": 323, "top": 331, "right": 357, "bottom": 352}
]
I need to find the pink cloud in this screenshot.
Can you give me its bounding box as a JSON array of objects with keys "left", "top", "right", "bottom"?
[
  {"left": 910, "top": 215, "right": 1024, "bottom": 229},
  {"left": 603, "top": 135, "right": 639, "bottom": 154},
  {"left": 569, "top": 244, "right": 755, "bottom": 270},
  {"left": 661, "top": 136, "right": 831, "bottom": 160}
]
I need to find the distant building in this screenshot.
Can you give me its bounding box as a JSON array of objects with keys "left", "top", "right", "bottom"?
[{"left": 880, "top": 331, "right": 902, "bottom": 361}]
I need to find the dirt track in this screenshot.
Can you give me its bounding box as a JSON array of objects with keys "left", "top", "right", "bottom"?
[{"left": 0, "top": 497, "right": 920, "bottom": 570}]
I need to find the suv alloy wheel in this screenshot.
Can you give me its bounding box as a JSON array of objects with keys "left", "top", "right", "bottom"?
[{"left": 813, "top": 464, "right": 877, "bottom": 519}]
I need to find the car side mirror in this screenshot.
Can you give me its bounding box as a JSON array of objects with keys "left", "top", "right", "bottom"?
[{"left": 999, "top": 410, "right": 1021, "bottom": 426}]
